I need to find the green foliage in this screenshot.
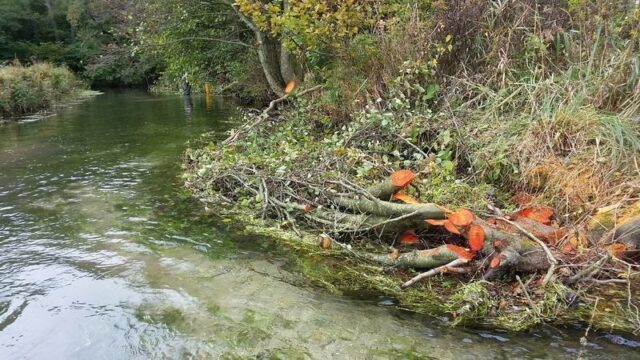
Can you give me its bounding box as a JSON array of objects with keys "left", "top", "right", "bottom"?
[
  {"left": 0, "top": 62, "right": 84, "bottom": 119},
  {"left": 0, "top": 0, "right": 159, "bottom": 86},
  {"left": 140, "top": 0, "right": 264, "bottom": 96},
  {"left": 235, "top": 0, "right": 374, "bottom": 52}
]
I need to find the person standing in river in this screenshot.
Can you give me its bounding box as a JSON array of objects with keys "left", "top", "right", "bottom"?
[{"left": 180, "top": 71, "right": 191, "bottom": 96}]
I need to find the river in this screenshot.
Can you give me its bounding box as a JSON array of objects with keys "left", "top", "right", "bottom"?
[{"left": 0, "top": 91, "right": 637, "bottom": 359}]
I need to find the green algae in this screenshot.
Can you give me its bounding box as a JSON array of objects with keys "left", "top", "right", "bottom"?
[{"left": 220, "top": 209, "right": 640, "bottom": 334}]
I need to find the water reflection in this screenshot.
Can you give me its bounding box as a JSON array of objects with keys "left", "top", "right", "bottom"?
[
  {"left": 182, "top": 95, "right": 193, "bottom": 117},
  {"left": 205, "top": 94, "right": 214, "bottom": 112}
]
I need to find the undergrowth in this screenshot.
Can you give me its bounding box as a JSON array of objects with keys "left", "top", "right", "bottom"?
[
  {"left": 0, "top": 62, "right": 84, "bottom": 120},
  {"left": 183, "top": 1, "right": 640, "bottom": 332}
]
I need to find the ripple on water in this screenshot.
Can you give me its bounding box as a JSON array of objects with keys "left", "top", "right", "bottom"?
[{"left": 1, "top": 92, "right": 636, "bottom": 360}]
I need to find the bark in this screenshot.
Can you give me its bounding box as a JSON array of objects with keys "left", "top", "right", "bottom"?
[
  {"left": 462, "top": 219, "right": 540, "bottom": 255},
  {"left": 601, "top": 216, "right": 640, "bottom": 260},
  {"left": 484, "top": 248, "right": 550, "bottom": 280},
  {"left": 368, "top": 245, "right": 463, "bottom": 269},
  {"left": 332, "top": 196, "right": 446, "bottom": 221},
  {"left": 366, "top": 180, "right": 403, "bottom": 201},
  {"left": 279, "top": 46, "right": 301, "bottom": 83},
  {"left": 305, "top": 208, "right": 429, "bottom": 235},
  {"left": 278, "top": 0, "right": 303, "bottom": 83},
  {"left": 256, "top": 32, "right": 287, "bottom": 97},
  {"left": 400, "top": 258, "right": 469, "bottom": 288},
  {"left": 230, "top": 3, "right": 286, "bottom": 96},
  {"left": 602, "top": 216, "right": 640, "bottom": 247}
]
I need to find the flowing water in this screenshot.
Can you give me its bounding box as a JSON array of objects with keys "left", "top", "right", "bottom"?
[{"left": 0, "top": 91, "right": 638, "bottom": 359}]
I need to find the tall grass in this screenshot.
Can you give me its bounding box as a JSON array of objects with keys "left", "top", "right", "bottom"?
[
  {"left": 0, "top": 63, "right": 83, "bottom": 120},
  {"left": 435, "top": 2, "right": 640, "bottom": 217}
]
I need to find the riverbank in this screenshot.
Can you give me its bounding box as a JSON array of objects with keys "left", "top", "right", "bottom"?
[
  {"left": 182, "top": 112, "right": 639, "bottom": 333},
  {"left": 0, "top": 63, "right": 89, "bottom": 122},
  {"left": 180, "top": 2, "right": 639, "bottom": 335}
]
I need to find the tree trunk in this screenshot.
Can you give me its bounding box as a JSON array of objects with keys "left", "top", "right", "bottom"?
[
  {"left": 278, "top": 0, "right": 302, "bottom": 83},
  {"left": 230, "top": 3, "right": 286, "bottom": 96},
  {"left": 279, "top": 47, "right": 301, "bottom": 83},
  {"left": 256, "top": 32, "right": 287, "bottom": 96}
]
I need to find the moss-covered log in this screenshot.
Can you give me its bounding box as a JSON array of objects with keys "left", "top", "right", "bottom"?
[
  {"left": 368, "top": 244, "right": 473, "bottom": 269},
  {"left": 305, "top": 207, "right": 429, "bottom": 235},
  {"left": 332, "top": 196, "right": 445, "bottom": 220}
]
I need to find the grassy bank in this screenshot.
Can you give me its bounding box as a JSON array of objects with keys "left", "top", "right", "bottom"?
[
  {"left": 182, "top": 2, "right": 640, "bottom": 333},
  {"left": 0, "top": 63, "right": 86, "bottom": 121}
]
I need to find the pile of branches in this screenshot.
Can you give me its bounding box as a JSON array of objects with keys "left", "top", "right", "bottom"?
[{"left": 187, "top": 155, "right": 640, "bottom": 291}]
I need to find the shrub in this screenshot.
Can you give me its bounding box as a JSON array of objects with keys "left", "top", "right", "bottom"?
[{"left": 0, "top": 63, "right": 83, "bottom": 120}]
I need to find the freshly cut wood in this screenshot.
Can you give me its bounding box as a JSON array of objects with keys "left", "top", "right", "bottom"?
[
  {"left": 428, "top": 208, "right": 475, "bottom": 236},
  {"left": 443, "top": 220, "right": 461, "bottom": 235},
  {"left": 390, "top": 170, "right": 414, "bottom": 188},
  {"left": 319, "top": 234, "right": 332, "bottom": 249},
  {"left": 367, "top": 170, "right": 415, "bottom": 200},
  {"left": 284, "top": 80, "right": 296, "bottom": 94},
  {"left": 448, "top": 208, "right": 475, "bottom": 227},
  {"left": 399, "top": 230, "right": 420, "bottom": 245},
  {"left": 425, "top": 219, "right": 447, "bottom": 226},
  {"left": 512, "top": 217, "right": 567, "bottom": 245},
  {"left": 514, "top": 206, "right": 554, "bottom": 225},
  {"left": 392, "top": 192, "right": 420, "bottom": 204},
  {"left": 467, "top": 224, "right": 485, "bottom": 251}
]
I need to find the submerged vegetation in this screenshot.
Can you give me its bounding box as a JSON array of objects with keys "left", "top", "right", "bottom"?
[{"left": 0, "top": 63, "right": 86, "bottom": 121}]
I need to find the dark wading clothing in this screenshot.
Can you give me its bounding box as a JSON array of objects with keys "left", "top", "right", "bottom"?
[{"left": 181, "top": 80, "right": 191, "bottom": 95}]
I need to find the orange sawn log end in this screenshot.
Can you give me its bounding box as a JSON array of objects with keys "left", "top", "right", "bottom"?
[
  {"left": 515, "top": 206, "right": 554, "bottom": 225},
  {"left": 443, "top": 220, "right": 461, "bottom": 235},
  {"left": 448, "top": 208, "right": 475, "bottom": 227},
  {"left": 392, "top": 192, "right": 420, "bottom": 204},
  {"left": 399, "top": 230, "right": 420, "bottom": 245},
  {"left": 284, "top": 80, "right": 296, "bottom": 94},
  {"left": 467, "top": 224, "right": 486, "bottom": 251},
  {"left": 446, "top": 244, "right": 475, "bottom": 261},
  {"left": 390, "top": 169, "right": 415, "bottom": 188}
]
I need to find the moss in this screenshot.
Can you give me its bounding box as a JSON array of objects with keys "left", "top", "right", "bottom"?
[
  {"left": 214, "top": 208, "right": 640, "bottom": 334},
  {"left": 444, "top": 281, "right": 493, "bottom": 326}
]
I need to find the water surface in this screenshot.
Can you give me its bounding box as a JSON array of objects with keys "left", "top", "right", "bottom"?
[{"left": 0, "top": 91, "right": 637, "bottom": 359}]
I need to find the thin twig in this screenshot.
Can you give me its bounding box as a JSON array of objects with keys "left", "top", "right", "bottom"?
[
  {"left": 516, "top": 275, "right": 541, "bottom": 317},
  {"left": 396, "top": 135, "right": 428, "bottom": 158},
  {"left": 223, "top": 85, "right": 323, "bottom": 144},
  {"left": 566, "top": 254, "right": 610, "bottom": 284},
  {"left": 399, "top": 258, "right": 467, "bottom": 289}
]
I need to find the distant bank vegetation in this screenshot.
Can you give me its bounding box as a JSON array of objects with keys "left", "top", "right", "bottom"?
[{"left": 0, "top": 63, "right": 85, "bottom": 121}]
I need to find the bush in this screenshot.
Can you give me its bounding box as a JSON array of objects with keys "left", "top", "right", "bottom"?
[{"left": 0, "top": 63, "right": 84, "bottom": 120}]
